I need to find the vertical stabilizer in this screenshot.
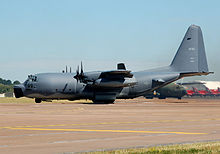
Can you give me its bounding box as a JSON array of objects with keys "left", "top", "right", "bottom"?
[{"left": 170, "top": 25, "right": 209, "bottom": 73}]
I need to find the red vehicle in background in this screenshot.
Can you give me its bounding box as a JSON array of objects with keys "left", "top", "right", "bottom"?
[
  {"left": 182, "top": 81, "right": 220, "bottom": 98},
  {"left": 186, "top": 89, "right": 195, "bottom": 96},
  {"left": 192, "top": 87, "right": 211, "bottom": 97},
  {"left": 209, "top": 87, "right": 220, "bottom": 96}
]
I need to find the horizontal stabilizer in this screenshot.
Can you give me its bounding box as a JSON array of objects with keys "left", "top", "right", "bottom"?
[{"left": 179, "top": 72, "right": 214, "bottom": 78}]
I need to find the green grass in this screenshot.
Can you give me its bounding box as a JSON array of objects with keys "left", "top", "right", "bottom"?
[
  {"left": 0, "top": 97, "right": 92, "bottom": 104},
  {"left": 84, "top": 142, "right": 220, "bottom": 154},
  {"left": 0, "top": 97, "right": 34, "bottom": 103}
]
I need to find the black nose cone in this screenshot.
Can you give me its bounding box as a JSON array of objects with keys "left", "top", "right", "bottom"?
[
  {"left": 14, "top": 85, "right": 24, "bottom": 98},
  {"left": 182, "top": 89, "right": 187, "bottom": 96}
]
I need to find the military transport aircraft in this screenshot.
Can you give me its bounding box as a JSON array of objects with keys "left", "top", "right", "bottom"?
[
  {"left": 145, "top": 83, "right": 187, "bottom": 100},
  {"left": 14, "top": 25, "right": 212, "bottom": 103}
]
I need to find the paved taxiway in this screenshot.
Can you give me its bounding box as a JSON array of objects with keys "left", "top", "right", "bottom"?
[{"left": 0, "top": 98, "right": 220, "bottom": 154}]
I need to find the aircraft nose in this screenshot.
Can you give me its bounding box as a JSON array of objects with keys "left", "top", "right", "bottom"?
[
  {"left": 14, "top": 84, "right": 25, "bottom": 98},
  {"left": 182, "top": 89, "right": 187, "bottom": 95}
]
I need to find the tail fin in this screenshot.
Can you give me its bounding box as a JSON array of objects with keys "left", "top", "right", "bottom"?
[{"left": 170, "top": 25, "right": 209, "bottom": 74}]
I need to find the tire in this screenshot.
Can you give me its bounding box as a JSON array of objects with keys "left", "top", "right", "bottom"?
[
  {"left": 158, "top": 96, "right": 166, "bottom": 99},
  {"left": 35, "top": 98, "right": 42, "bottom": 103},
  {"left": 145, "top": 96, "right": 153, "bottom": 99},
  {"left": 92, "top": 100, "right": 115, "bottom": 104}
]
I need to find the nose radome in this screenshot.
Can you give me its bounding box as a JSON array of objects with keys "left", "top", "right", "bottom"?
[
  {"left": 14, "top": 84, "right": 25, "bottom": 98},
  {"left": 182, "top": 89, "right": 187, "bottom": 95}
]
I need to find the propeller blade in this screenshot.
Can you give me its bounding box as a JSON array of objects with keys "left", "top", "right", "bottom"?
[
  {"left": 81, "top": 61, "right": 83, "bottom": 74},
  {"left": 76, "top": 65, "right": 79, "bottom": 75},
  {"left": 74, "top": 65, "right": 80, "bottom": 82},
  {"left": 74, "top": 62, "right": 86, "bottom": 83}
]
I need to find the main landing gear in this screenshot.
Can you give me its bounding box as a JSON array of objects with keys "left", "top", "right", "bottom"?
[
  {"left": 35, "top": 98, "right": 42, "bottom": 103},
  {"left": 92, "top": 100, "right": 115, "bottom": 104}
]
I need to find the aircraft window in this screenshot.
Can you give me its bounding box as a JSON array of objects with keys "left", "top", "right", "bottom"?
[
  {"left": 56, "top": 89, "right": 58, "bottom": 92},
  {"left": 27, "top": 84, "right": 33, "bottom": 88},
  {"left": 187, "top": 38, "right": 191, "bottom": 40},
  {"left": 69, "top": 89, "right": 71, "bottom": 91},
  {"left": 33, "top": 76, "right": 37, "bottom": 82},
  {"left": 28, "top": 75, "right": 37, "bottom": 82}
]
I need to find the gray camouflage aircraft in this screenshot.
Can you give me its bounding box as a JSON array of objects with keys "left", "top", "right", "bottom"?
[
  {"left": 145, "top": 83, "right": 187, "bottom": 100},
  {"left": 14, "top": 25, "right": 212, "bottom": 103}
]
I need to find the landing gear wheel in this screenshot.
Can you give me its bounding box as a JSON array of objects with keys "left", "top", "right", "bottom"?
[
  {"left": 105, "top": 100, "right": 115, "bottom": 104},
  {"left": 92, "top": 100, "right": 115, "bottom": 104},
  {"left": 35, "top": 98, "right": 42, "bottom": 103},
  {"left": 145, "top": 96, "right": 153, "bottom": 99},
  {"left": 158, "top": 96, "right": 166, "bottom": 99}
]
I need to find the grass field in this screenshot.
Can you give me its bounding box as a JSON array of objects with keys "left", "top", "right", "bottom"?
[
  {"left": 85, "top": 142, "right": 220, "bottom": 154},
  {"left": 0, "top": 97, "right": 92, "bottom": 104},
  {"left": 0, "top": 97, "right": 34, "bottom": 103}
]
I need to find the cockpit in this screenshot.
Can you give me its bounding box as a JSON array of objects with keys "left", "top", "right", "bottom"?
[
  {"left": 28, "top": 75, "right": 37, "bottom": 82},
  {"left": 24, "top": 75, "right": 38, "bottom": 89}
]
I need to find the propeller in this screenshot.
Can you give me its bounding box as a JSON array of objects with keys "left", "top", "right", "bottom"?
[
  {"left": 76, "top": 65, "right": 79, "bottom": 76},
  {"left": 81, "top": 61, "right": 83, "bottom": 75},
  {"left": 74, "top": 65, "right": 80, "bottom": 82},
  {"left": 74, "top": 61, "right": 85, "bottom": 83}
]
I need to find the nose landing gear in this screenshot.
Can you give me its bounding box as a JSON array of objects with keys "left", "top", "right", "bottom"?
[{"left": 35, "top": 98, "right": 42, "bottom": 103}]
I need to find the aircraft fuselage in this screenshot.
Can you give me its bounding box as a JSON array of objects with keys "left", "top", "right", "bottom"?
[{"left": 14, "top": 69, "right": 180, "bottom": 103}]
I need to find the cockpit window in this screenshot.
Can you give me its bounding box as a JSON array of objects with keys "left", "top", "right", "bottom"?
[
  {"left": 24, "top": 75, "right": 37, "bottom": 89},
  {"left": 28, "top": 75, "right": 37, "bottom": 82}
]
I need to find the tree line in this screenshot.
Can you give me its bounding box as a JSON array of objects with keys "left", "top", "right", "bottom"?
[{"left": 0, "top": 78, "right": 20, "bottom": 94}]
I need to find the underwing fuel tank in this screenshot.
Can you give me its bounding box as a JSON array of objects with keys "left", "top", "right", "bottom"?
[{"left": 93, "top": 77, "right": 137, "bottom": 88}]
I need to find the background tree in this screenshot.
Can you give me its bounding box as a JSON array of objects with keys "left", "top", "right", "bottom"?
[{"left": 13, "top": 80, "right": 20, "bottom": 85}]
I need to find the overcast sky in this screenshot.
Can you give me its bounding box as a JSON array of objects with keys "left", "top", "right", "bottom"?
[{"left": 0, "top": 0, "right": 219, "bottom": 82}]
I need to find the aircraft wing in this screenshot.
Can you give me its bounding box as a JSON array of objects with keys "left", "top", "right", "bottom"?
[
  {"left": 85, "top": 70, "right": 136, "bottom": 88},
  {"left": 99, "top": 70, "right": 133, "bottom": 79}
]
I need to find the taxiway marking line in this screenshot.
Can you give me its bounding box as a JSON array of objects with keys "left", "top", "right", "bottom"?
[
  {"left": 7, "top": 127, "right": 207, "bottom": 135},
  {"left": 0, "top": 118, "right": 220, "bottom": 129}
]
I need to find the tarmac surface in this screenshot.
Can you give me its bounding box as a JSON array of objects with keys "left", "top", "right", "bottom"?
[{"left": 0, "top": 98, "right": 220, "bottom": 154}]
